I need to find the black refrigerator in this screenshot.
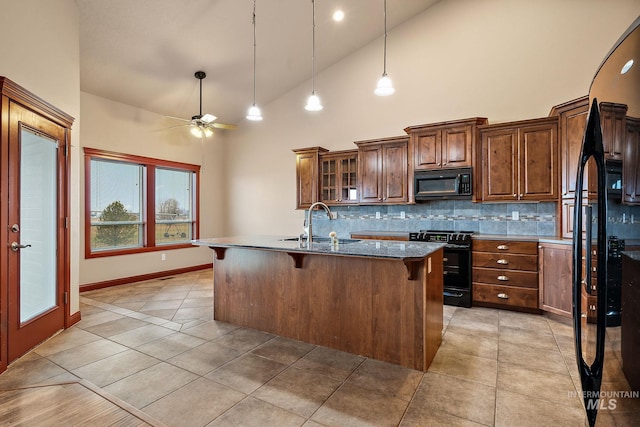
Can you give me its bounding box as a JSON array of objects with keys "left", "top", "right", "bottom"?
[{"left": 572, "top": 16, "right": 640, "bottom": 427}]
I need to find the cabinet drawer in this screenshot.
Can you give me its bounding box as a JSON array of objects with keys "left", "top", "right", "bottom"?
[
  {"left": 472, "top": 252, "right": 537, "bottom": 271},
  {"left": 473, "top": 240, "right": 538, "bottom": 254},
  {"left": 473, "top": 283, "right": 538, "bottom": 309},
  {"left": 472, "top": 267, "right": 538, "bottom": 288}
]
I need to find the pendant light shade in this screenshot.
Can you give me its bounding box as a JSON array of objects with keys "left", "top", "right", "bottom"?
[
  {"left": 247, "top": 104, "right": 263, "bottom": 121},
  {"left": 305, "top": 93, "right": 323, "bottom": 111},
  {"left": 246, "top": 0, "right": 263, "bottom": 121},
  {"left": 305, "top": 0, "right": 323, "bottom": 112},
  {"left": 374, "top": 0, "right": 395, "bottom": 96}
]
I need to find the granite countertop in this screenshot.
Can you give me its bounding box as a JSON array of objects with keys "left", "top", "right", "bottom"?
[{"left": 192, "top": 235, "right": 446, "bottom": 260}]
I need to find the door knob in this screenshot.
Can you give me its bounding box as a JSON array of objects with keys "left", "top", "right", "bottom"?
[{"left": 10, "top": 242, "right": 31, "bottom": 252}]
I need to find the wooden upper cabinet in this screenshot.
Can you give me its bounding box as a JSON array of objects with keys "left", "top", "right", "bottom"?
[
  {"left": 550, "top": 96, "right": 589, "bottom": 198},
  {"left": 356, "top": 136, "right": 409, "bottom": 204},
  {"left": 319, "top": 150, "right": 358, "bottom": 205},
  {"left": 478, "top": 117, "right": 558, "bottom": 202},
  {"left": 624, "top": 117, "right": 640, "bottom": 204},
  {"left": 292, "top": 147, "right": 327, "bottom": 209},
  {"left": 405, "top": 118, "right": 487, "bottom": 170},
  {"left": 600, "top": 102, "right": 627, "bottom": 161}
]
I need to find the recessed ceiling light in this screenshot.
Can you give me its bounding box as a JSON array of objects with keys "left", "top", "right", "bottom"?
[
  {"left": 621, "top": 59, "right": 634, "bottom": 74},
  {"left": 333, "top": 10, "right": 344, "bottom": 22}
]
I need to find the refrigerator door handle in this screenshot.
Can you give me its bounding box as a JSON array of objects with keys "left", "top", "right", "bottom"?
[{"left": 572, "top": 98, "right": 608, "bottom": 427}]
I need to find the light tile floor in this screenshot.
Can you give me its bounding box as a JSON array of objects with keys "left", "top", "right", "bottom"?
[{"left": 0, "top": 269, "right": 639, "bottom": 426}]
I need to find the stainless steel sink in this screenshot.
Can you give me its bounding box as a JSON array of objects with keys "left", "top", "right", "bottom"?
[{"left": 279, "top": 237, "right": 361, "bottom": 244}]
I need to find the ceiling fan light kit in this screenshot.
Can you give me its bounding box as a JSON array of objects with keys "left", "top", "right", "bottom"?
[
  {"left": 374, "top": 0, "right": 395, "bottom": 96},
  {"left": 162, "top": 71, "right": 237, "bottom": 138},
  {"left": 305, "top": 0, "right": 323, "bottom": 112}
]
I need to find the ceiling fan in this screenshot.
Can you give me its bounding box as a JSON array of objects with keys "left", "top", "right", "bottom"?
[{"left": 166, "top": 71, "right": 237, "bottom": 138}]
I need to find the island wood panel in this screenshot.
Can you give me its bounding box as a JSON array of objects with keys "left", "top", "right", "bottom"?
[{"left": 211, "top": 247, "right": 443, "bottom": 371}]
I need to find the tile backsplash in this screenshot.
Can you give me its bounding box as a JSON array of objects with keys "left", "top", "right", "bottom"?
[
  {"left": 309, "top": 200, "right": 640, "bottom": 241},
  {"left": 310, "top": 201, "right": 557, "bottom": 238}
]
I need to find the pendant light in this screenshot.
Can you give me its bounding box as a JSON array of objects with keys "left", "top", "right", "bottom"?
[
  {"left": 246, "top": 0, "right": 263, "bottom": 121},
  {"left": 305, "top": 0, "right": 323, "bottom": 111},
  {"left": 374, "top": 0, "right": 395, "bottom": 96}
]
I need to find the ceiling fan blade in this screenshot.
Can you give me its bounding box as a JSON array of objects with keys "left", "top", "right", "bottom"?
[
  {"left": 164, "top": 123, "right": 191, "bottom": 130},
  {"left": 164, "top": 115, "right": 191, "bottom": 122},
  {"left": 201, "top": 113, "right": 217, "bottom": 123},
  {"left": 212, "top": 122, "right": 238, "bottom": 130}
]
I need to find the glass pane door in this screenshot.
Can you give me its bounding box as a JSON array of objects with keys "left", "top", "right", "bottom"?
[{"left": 19, "top": 128, "right": 58, "bottom": 323}]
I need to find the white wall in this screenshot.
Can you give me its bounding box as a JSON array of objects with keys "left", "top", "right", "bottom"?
[
  {"left": 78, "top": 93, "right": 226, "bottom": 285},
  {"left": 0, "top": 0, "right": 81, "bottom": 313},
  {"left": 223, "top": 0, "right": 640, "bottom": 237}
]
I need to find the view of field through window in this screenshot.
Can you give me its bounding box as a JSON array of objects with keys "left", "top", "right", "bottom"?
[{"left": 89, "top": 158, "right": 194, "bottom": 252}]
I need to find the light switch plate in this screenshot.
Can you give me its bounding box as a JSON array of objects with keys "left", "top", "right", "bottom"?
[{"left": 512, "top": 211, "right": 519, "bottom": 221}]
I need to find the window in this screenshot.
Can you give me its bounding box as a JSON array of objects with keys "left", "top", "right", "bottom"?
[{"left": 84, "top": 148, "right": 200, "bottom": 257}]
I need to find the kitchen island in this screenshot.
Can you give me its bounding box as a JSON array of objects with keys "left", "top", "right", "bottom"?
[{"left": 192, "top": 236, "right": 445, "bottom": 371}]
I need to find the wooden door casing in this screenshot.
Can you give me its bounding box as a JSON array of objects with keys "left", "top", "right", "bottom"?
[{"left": 0, "top": 77, "right": 74, "bottom": 373}]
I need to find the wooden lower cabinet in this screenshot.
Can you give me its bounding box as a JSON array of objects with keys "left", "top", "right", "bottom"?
[
  {"left": 472, "top": 239, "right": 540, "bottom": 313},
  {"left": 622, "top": 253, "right": 640, "bottom": 391},
  {"left": 538, "top": 242, "right": 573, "bottom": 317}
]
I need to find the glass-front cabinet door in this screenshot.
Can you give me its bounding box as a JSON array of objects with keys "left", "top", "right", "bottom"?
[{"left": 320, "top": 150, "right": 358, "bottom": 205}]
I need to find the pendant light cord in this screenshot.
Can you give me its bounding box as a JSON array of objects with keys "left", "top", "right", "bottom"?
[
  {"left": 252, "top": 0, "right": 257, "bottom": 105},
  {"left": 382, "top": 0, "right": 387, "bottom": 76},
  {"left": 311, "top": 0, "right": 316, "bottom": 94}
]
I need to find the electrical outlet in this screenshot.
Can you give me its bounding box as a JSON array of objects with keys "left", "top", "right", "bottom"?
[
  {"left": 400, "top": 211, "right": 405, "bottom": 219},
  {"left": 376, "top": 212, "right": 381, "bottom": 219},
  {"left": 330, "top": 212, "right": 338, "bottom": 219},
  {"left": 161, "top": 253, "right": 166, "bottom": 261},
  {"left": 512, "top": 211, "right": 519, "bottom": 221}
]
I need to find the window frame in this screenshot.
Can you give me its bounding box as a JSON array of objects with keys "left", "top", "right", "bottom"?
[{"left": 84, "top": 148, "right": 200, "bottom": 258}]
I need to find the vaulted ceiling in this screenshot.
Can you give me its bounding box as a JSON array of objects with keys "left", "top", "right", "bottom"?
[{"left": 77, "top": 0, "right": 439, "bottom": 125}]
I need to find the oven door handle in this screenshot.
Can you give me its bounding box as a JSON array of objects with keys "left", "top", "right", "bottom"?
[{"left": 443, "top": 290, "right": 464, "bottom": 298}]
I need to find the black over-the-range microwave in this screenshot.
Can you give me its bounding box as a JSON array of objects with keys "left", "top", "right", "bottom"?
[{"left": 414, "top": 167, "right": 472, "bottom": 201}]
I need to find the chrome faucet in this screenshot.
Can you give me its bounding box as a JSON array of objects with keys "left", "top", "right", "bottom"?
[{"left": 305, "top": 201, "right": 333, "bottom": 246}]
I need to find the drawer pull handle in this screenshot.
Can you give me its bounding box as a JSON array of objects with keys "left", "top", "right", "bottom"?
[
  {"left": 497, "top": 275, "right": 509, "bottom": 281},
  {"left": 496, "top": 259, "right": 508, "bottom": 265},
  {"left": 443, "top": 257, "right": 448, "bottom": 262},
  {"left": 497, "top": 293, "right": 509, "bottom": 299},
  {"left": 497, "top": 245, "right": 509, "bottom": 250},
  {"left": 581, "top": 313, "right": 587, "bottom": 318}
]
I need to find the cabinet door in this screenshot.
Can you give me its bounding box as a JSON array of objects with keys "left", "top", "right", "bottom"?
[
  {"left": 414, "top": 129, "right": 441, "bottom": 169},
  {"left": 383, "top": 142, "right": 408, "bottom": 203},
  {"left": 600, "top": 103, "right": 627, "bottom": 161},
  {"left": 295, "top": 151, "right": 319, "bottom": 208},
  {"left": 624, "top": 118, "right": 640, "bottom": 204},
  {"left": 442, "top": 125, "right": 472, "bottom": 168},
  {"left": 539, "top": 243, "right": 572, "bottom": 317},
  {"left": 320, "top": 158, "right": 338, "bottom": 203},
  {"left": 359, "top": 145, "right": 383, "bottom": 203},
  {"left": 561, "top": 104, "right": 588, "bottom": 197},
  {"left": 340, "top": 156, "right": 358, "bottom": 203},
  {"left": 519, "top": 123, "right": 558, "bottom": 201},
  {"left": 481, "top": 128, "right": 518, "bottom": 201}
]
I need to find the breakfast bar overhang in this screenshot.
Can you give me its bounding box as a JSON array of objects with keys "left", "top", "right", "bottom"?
[{"left": 193, "top": 236, "right": 445, "bottom": 371}]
